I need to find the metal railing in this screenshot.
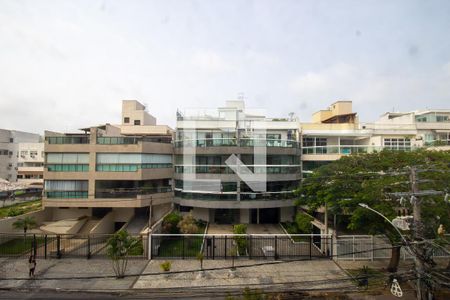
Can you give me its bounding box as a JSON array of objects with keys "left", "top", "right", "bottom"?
[
  {"left": 150, "top": 234, "right": 331, "bottom": 260},
  {"left": 0, "top": 233, "right": 147, "bottom": 259},
  {"left": 95, "top": 187, "right": 172, "bottom": 199}
]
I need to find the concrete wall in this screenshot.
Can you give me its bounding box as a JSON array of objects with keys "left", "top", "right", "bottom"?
[
  {"left": 192, "top": 207, "right": 210, "bottom": 222},
  {"left": 152, "top": 203, "right": 172, "bottom": 225},
  {"left": 280, "top": 206, "right": 295, "bottom": 222},
  {"left": 112, "top": 207, "right": 134, "bottom": 222},
  {"left": 52, "top": 207, "right": 91, "bottom": 221},
  {"left": 0, "top": 208, "right": 52, "bottom": 233},
  {"left": 239, "top": 209, "right": 249, "bottom": 223},
  {"left": 90, "top": 211, "right": 115, "bottom": 234}
]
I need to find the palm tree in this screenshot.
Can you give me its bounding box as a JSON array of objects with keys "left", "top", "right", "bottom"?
[{"left": 12, "top": 216, "right": 37, "bottom": 240}]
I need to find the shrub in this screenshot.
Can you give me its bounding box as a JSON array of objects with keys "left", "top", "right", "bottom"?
[
  {"left": 233, "top": 224, "right": 247, "bottom": 255},
  {"left": 7, "top": 207, "right": 25, "bottom": 217},
  {"left": 162, "top": 212, "right": 182, "bottom": 234},
  {"left": 295, "top": 213, "right": 313, "bottom": 234},
  {"left": 160, "top": 261, "right": 171, "bottom": 272},
  {"left": 177, "top": 213, "right": 198, "bottom": 234},
  {"left": 106, "top": 230, "right": 139, "bottom": 278}
]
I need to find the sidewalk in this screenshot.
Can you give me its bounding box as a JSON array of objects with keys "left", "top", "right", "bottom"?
[
  {"left": 0, "top": 257, "right": 148, "bottom": 291},
  {"left": 0, "top": 256, "right": 352, "bottom": 292}
]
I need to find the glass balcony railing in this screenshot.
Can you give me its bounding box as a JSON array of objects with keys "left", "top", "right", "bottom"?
[
  {"left": 97, "top": 136, "right": 172, "bottom": 145},
  {"left": 45, "top": 191, "right": 88, "bottom": 198},
  {"left": 302, "top": 145, "right": 414, "bottom": 155},
  {"left": 175, "top": 165, "right": 301, "bottom": 174},
  {"left": 95, "top": 187, "right": 172, "bottom": 198},
  {"left": 96, "top": 163, "right": 172, "bottom": 172},
  {"left": 174, "top": 138, "right": 299, "bottom": 148},
  {"left": 46, "top": 136, "right": 90, "bottom": 144},
  {"left": 174, "top": 190, "right": 296, "bottom": 201}
]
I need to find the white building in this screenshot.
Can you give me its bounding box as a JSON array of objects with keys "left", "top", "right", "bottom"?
[{"left": 0, "top": 129, "right": 43, "bottom": 182}]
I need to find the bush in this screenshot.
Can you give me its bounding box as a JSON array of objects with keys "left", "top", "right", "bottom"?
[
  {"left": 295, "top": 213, "right": 313, "bottom": 234},
  {"left": 233, "top": 224, "right": 248, "bottom": 255},
  {"left": 177, "top": 213, "right": 198, "bottom": 234},
  {"left": 7, "top": 207, "right": 25, "bottom": 217},
  {"left": 162, "top": 212, "right": 182, "bottom": 234},
  {"left": 160, "top": 261, "right": 171, "bottom": 272}
]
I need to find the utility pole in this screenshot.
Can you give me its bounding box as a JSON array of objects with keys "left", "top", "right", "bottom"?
[{"left": 410, "top": 167, "right": 430, "bottom": 300}]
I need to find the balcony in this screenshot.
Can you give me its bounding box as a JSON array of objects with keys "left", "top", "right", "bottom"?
[
  {"left": 46, "top": 136, "right": 90, "bottom": 144},
  {"left": 174, "top": 190, "right": 296, "bottom": 201},
  {"left": 175, "top": 165, "right": 301, "bottom": 174},
  {"left": 302, "top": 145, "right": 415, "bottom": 155},
  {"left": 95, "top": 186, "right": 172, "bottom": 199},
  {"left": 174, "top": 138, "right": 299, "bottom": 148},
  {"left": 45, "top": 191, "right": 88, "bottom": 198},
  {"left": 97, "top": 136, "right": 172, "bottom": 145}
]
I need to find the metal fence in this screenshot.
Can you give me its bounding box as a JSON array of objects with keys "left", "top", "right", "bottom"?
[
  {"left": 149, "top": 234, "right": 332, "bottom": 260},
  {"left": 0, "top": 233, "right": 148, "bottom": 259},
  {"left": 335, "top": 235, "right": 450, "bottom": 261}
]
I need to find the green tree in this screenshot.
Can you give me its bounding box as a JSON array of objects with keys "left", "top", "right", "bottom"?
[
  {"left": 12, "top": 216, "right": 37, "bottom": 240},
  {"left": 106, "top": 230, "right": 139, "bottom": 278},
  {"left": 295, "top": 212, "right": 313, "bottom": 234},
  {"left": 297, "top": 150, "right": 450, "bottom": 272}
]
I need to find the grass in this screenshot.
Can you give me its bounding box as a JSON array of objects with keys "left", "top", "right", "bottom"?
[
  {"left": 0, "top": 199, "right": 42, "bottom": 219},
  {"left": 158, "top": 224, "right": 206, "bottom": 257},
  {"left": 0, "top": 236, "right": 45, "bottom": 255}
]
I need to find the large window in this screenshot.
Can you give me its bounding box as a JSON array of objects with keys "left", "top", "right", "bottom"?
[
  {"left": 96, "top": 153, "right": 172, "bottom": 171},
  {"left": 46, "top": 153, "right": 89, "bottom": 172},
  {"left": 383, "top": 138, "right": 411, "bottom": 150},
  {"left": 45, "top": 180, "right": 88, "bottom": 198}
]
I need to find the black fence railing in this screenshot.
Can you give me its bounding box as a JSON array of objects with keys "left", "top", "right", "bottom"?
[
  {"left": 0, "top": 233, "right": 147, "bottom": 259},
  {"left": 150, "top": 234, "right": 332, "bottom": 260}
]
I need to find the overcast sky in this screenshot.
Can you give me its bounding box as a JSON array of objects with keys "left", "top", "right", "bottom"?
[{"left": 1, "top": 0, "right": 450, "bottom": 134}]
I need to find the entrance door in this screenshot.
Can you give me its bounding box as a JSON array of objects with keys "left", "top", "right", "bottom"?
[{"left": 259, "top": 208, "right": 280, "bottom": 224}]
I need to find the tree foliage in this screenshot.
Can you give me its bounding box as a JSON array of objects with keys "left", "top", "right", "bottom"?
[
  {"left": 297, "top": 150, "right": 450, "bottom": 272},
  {"left": 295, "top": 213, "right": 314, "bottom": 234},
  {"left": 297, "top": 150, "right": 450, "bottom": 240}
]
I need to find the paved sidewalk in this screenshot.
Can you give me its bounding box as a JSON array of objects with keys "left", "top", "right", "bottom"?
[
  {"left": 0, "top": 257, "right": 148, "bottom": 291},
  {"left": 133, "top": 259, "right": 352, "bottom": 290}
]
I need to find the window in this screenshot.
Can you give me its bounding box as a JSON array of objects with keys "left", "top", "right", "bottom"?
[
  {"left": 30, "top": 151, "right": 38, "bottom": 157},
  {"left": 20, "top": 151, "right": 28, "bottom": 157},
  {"left": 384, "top": 138, "right": 411, "bottom": 150},
  {"left": 436, "top": 115, "right": 449, "bottom": 122},
  {"left": 124, "top": 117, "right": 130, "bottom": 123},
  {"left": 9, "top": 138, "right": 13, "bottom": 143},
  {"left": 134, "top": 120, "right": 141, "bottom": 125}
]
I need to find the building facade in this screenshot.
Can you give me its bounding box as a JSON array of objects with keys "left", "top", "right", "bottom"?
[
  {"left": 42, "top": 100, "right": 174, "bottom": 234},
  {"left": 0, "top": 129, "right": 42, "bottom": 182},
  {"left": 174, "top": 101, "right": 300, "bottom": 224}
]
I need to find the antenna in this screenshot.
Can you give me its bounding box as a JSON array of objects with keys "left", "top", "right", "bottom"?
[{"left": 237, "top": 92, "right": 245, "bottom": 101}]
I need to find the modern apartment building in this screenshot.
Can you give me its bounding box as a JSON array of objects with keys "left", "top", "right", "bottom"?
[
  {"left": 42, "top": 100, "right": 174, "bottom": 234},
  {"left": 0, "top": 129, "right": 43, "bottom": 182},
  {"left": 174, "top": 101, "right": 300, "bottom": 224}
]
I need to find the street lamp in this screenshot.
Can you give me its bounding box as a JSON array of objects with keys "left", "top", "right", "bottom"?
[{"left": 358, "top": 203, "right": 411, "bottom": 250}]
